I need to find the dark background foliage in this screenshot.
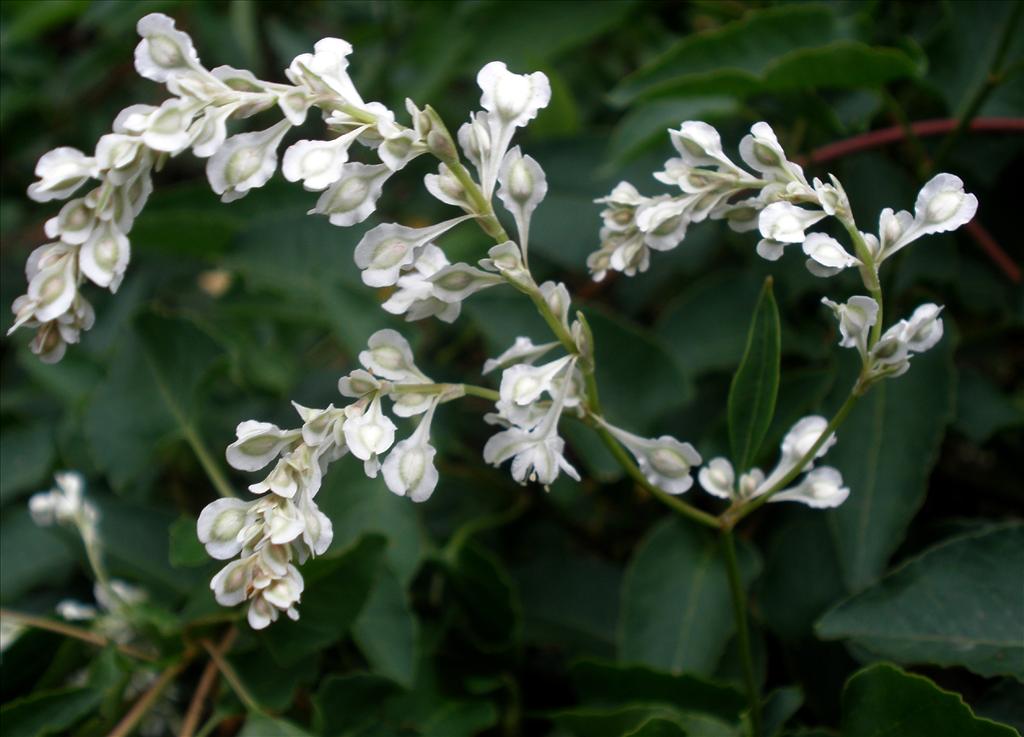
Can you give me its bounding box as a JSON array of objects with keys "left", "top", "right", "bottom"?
[{"left": 1, "top": 1, "right": 1021, "bottom": 736}]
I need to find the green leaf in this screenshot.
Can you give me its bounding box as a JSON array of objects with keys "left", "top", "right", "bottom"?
[
  {"left": 624, "top": 718, "right": 689, "bottom": 737},
  {"left": 260, "top": 534, "right": 386, "bottom": 665},
  {"left": 238, "top": 713, "right": 315, "bottom": 737},
  {"left": 551, "top": 704, "right": 739, "bottom": 737},
  {"left": 763, "top": 686, "right": 804, "bottom": 737},
  {"left": 447, "top": 542, "right": 523, "bottom": 651},
  {"left": 169, "top": 515, "right": 209, "bottom": 568},
  {"left": 824, "top": 339, "right": 956, "bottom": 590},
  {"left": 0, "top": 686, "right": 103, "bottom": 737},
  {"left": 586, "top": 306, "right": 692, "bottom": 432},
  {"left": 841, "top": 663, "right": 1018, "bottom": 737},
  {"left": 609, "top": 5, "right": 920, "bottom": 104},
  {"left": 352, "top": 564, "right": 419, "bottom": 688},
  {"left": 817, "top": 524, "right": 1024, "bottom": 679},
  {"left": 727, "top": 277, "right": 780, "bottom": 473},
  {"left": 606, "top": 97, "right": 737, "bottom": 165},
  {"left": 0, "top": 507, "right": 75, "bottom": 603},
  {"left": 570, "top": 659, "right": 746, "bottom": 720},
  {"left": 313, "top": 673, "right": 400, "bottom": 736},
  {"left": 0, "top": 423, "right": 55, "bottom": 506},
  {"left": 620, "top": 518, "right": 761, "bottom": 675},
  {"left": 316, "top": 466, "right": 426, "bottom": 586}
]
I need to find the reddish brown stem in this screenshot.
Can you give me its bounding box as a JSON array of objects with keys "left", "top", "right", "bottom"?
[
  {"left": 803, "top": 117, "right": 1024, "bottom": 165},
  {"left": 799, "top": 117, "right": 1023, "bottom": 283}
]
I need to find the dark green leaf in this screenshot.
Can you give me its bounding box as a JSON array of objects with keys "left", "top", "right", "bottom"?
[
  {"left": 447, "top": 542, "right": 522, "bottom": 650},
  {"left": 727, "top": 277, "right": 780, "bottom": 473},
  {"left": 0, "top": 507, "right": 75, "bottom": 603},
  {"left": 0, "top": 685, "right": 102, "bottom": 737},
  {"left": 313, "top": 673, "right": 400, "bottom": 736},
  {"left": 624, "top": 718, "right": 689, "bottom": 737},
  {"left": 841, "top": 663, "right": 1018, "bottom": 737},
  {"left": 817, "top": 524, "right": 1024, "bottom": 679},
  {"left": 168, "top": 515, "right": 209, "bottom": 568},
  {"left": 238, "top": 712, "right": 315, "bottom": 737},
  {"left": 607, "top": 97, "right": 737, "bottom": 165},
  {"left": 763, "top": 686, "right": 804, "bottom": 737},
  {"left": 620, "top": 518, "right": 761, "bottom": 675},
  {"left": 352, "top": 564, "right": 419, "bottom": 688},
  {"left": 0, "top": 423, "right": 54, "bottom": 506},
  {"left": 824, "top": 339, "right": 956, "bottom": 590},
  {"left": 261, "top": 534, "right": 386, "bottom": 665},
  {"left": 570, "top": 659, "right": 746, "bottom": 720},
  {"left": 552, "top": 704, "right": 739, "bottom": 737}
]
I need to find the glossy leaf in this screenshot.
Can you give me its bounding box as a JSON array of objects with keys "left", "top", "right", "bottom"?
[
  {"left": 841, "top": 663, "right": 1018, "bottom": 737},
  {"left": 727, "top": 277, "right": 780, "bottom": 473},
  {"left": 817, "top": 524, "right": 1024, "bottom": 679},
  {"left": 620, "top": 518, "right": 761, "bottom": 675},
  {"left": 352, "top": 564, "right": 419, "bottom": 688},
  {"left": 824, "top": 340, "right": 956, "bottom": 590}
]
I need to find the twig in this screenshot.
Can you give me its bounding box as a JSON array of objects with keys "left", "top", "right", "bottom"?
[
  {"left": 108, "top": 650, "right": 196, "bottom": 737},
  {"left": 0, "top": 608, "right": 156, "bottom": 662},
  {"left": 801, "top": 117, "right": 1024, "bottom": 166},
  {"left": 179, "top": 627, "right": 238, "bottom": 737},
  {"left": 200, "top": 637, "right": 262, "bottom": 713}
]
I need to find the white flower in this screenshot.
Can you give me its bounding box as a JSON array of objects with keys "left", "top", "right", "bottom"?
[
  {"left": 484, "top": 359, "right": 579, "bottom": 487},
  {"left": 134, "top": 13, "right": 203, "bottom": 84},
  {"left": 226, "top": 420, "right": 300, "bottom": 472},
  {"left": 802, "top": 232, "right": 860, "bottom": 277},
  {"left": 758, "top": 202, "right": 825, "bottom": 244},
  {"left": 56, "top": 600, "right": 98, "bottom": 621},
  {"left": 46, "top": 198, "right": 95, "bottom": 245},
  {"left": 29, "top": 472, "right": 89, "bottom": 527},
  {"left": 281, "top": 127, "right": 368, "bottom": 191},
  {"left": 249, "top": 445, "right": 322, "bottom": 499},
  {"left": 698, "top": 457, "right": 736, "bottom": 500},
  {"left": 359, "top": 329, "right": 430, "bottom": 383},
  {"left": 601, "top": 421, "right": 702, "bottom": 495},
  {"left": 822, "top": 295, "right": 879, "bottom": 359},
  {"left": 382, "top": 403, "right": 440, "bottom": 502},
  {"left": 382, "top": 244, "right": 461, "bottom": 323},
  {"left": 197, "top": 498, "right": 253, "bottom": 559},
  {"left": 812, "top": 175, "right": 850, "bottom": 218},
  {"left": 80, "top": 221, "right": 131, "bottom": 291},
  {"left": 496, "top": 146, "right": 547, "bottom": 256},
  {"left": 484, "top": 336, "right": 560, "bottom": 375},
  {"left": 310, "top": 162, "right": 391, "bottom": 226},
  {"left": 770, "top": 467, "right": 849, "bottom": 508},
  {"left": 427, "top": 262, "right": 502, "bottom": 304},
  {"left": 206, "top": 120, "right": 291, "bottom": 203},
  {"left": 869, "top": 325, "right": 911, "bottom": 377},
  {"left": 353, "top": 215, "right": 472, "bottom": 287},
  {"left": 880, "top": 173, "right": 978, "bottom": 259},
  {"left": 457, "top": 111, "right": 491, "bottom": 172},
  {"left": 298, "top": 495, "right": 333, "bottom": 556},
  {"left": 474, "top": 62, "right": 551, "bottom": 197},
  {"left": 191, "top": 103, "right": 242, "bottom": 158},
  {"left": 286, "top": 37, "right": 363, "bottom": 106},
  {"left": 131, "top": 98, "right": 200, "bottom": 154},
  {"left": 499, "top": 355, "right": 572, "bottom": 406},
  {"left": 900, "top": 303, "right": 944, "bottom": 353},
  {"left": 667, "top": 121, "right": 741, "bottom": 172},
  {"left": 780, "top": 415, "right": 835, "bottom": 469},
  {"left": 25, "top": 248, "right": 78, "bottom": 323},
  {"left": 27, "top": 147, "right": 95, "bottom": 203},
  {"left": 477, "top": 61, "right": 551, "bottom": 128},
  {"left": 211, "top": 558, "right": 252, "bottom": 607},
  {"left": 338, "top": 368, "right": 384, "bottom": 399},
  {"left": 635, "top": 197, "right": 689, "bottom": 250},
  {"left": 343, "top": 395, "right": 397, "bottom": 476},
  {"left": 738, "top": 122, "right": 806, "bottom": 184},
  {"left": 425, "top": 163, "right": 471, "bottom": 210}
]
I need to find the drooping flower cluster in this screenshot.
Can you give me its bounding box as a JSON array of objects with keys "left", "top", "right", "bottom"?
[
  {"left": 699, "top": 416, "right": 849, "bottom": 508},
  {"left": 8, "top": 13, "right": 430, "bottom": 361},
  {"left": 198, "top": 329, "right": 449, "bottom": 627},
  {"left": 589, "top": 121, "right": 977, "bottom": 284}
]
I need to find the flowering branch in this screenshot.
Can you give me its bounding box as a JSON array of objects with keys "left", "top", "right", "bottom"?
[{"left": 0, "top": 607, "right": 156, "bottom": 662}]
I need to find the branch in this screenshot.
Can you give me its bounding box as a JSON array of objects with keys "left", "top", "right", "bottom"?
[
  {"left": 179, "top": 627, "right": 238, "bottom": 737},
  {"left": 108, "top": 650, "right": 196, "bottom": 737},
  {"left": 0, "top": 608, "right": 157, "bottom": 662},
  {"left": 802, "top": 117, "right": 1024, "bottom": 165}
]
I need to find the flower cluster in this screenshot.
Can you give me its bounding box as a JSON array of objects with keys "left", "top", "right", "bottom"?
[
  {"left": 822, "top": 297, "right": 944, "bottom": 383},
  {"left": 589, "top": 121, "right": 977, "bottom": 284},
  {"left": 699, "top": 416, "right": 848, "bottom": 509},
  {"left": 8, "top": 13, "right": 427, "bottom": 361},
  {"left": 198, "top": 329, "right": 450, "bottom": 627}
]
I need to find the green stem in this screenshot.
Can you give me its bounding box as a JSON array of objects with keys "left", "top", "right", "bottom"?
[
  {"left": 724, "top": 387, "right": 863, "bottom": 527},
  {"left": 841, "top": 221, "right": 885, "bottom": 347},
  {"left": 390, "top": 382, "right": 500, "bottom": 402},
  {"left": 182, "top": 422, "right": 238, "bottom": 499},
  {"left": 721, "top": 529, "right": 761, "bottom": 737},
  {"left": 587, "top": 419, "right": 720, "bottom": 529}
]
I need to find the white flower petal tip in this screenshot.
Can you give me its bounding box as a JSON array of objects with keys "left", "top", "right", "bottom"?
[
  {"left": 770, "top": 467, "right": 849, "bottom": 508},
  {"left": 477, "top": 62, "right": 551, "bottom": 127},
  {"left": 698, "top": 457, "right": 736, "bottom": 500}
]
